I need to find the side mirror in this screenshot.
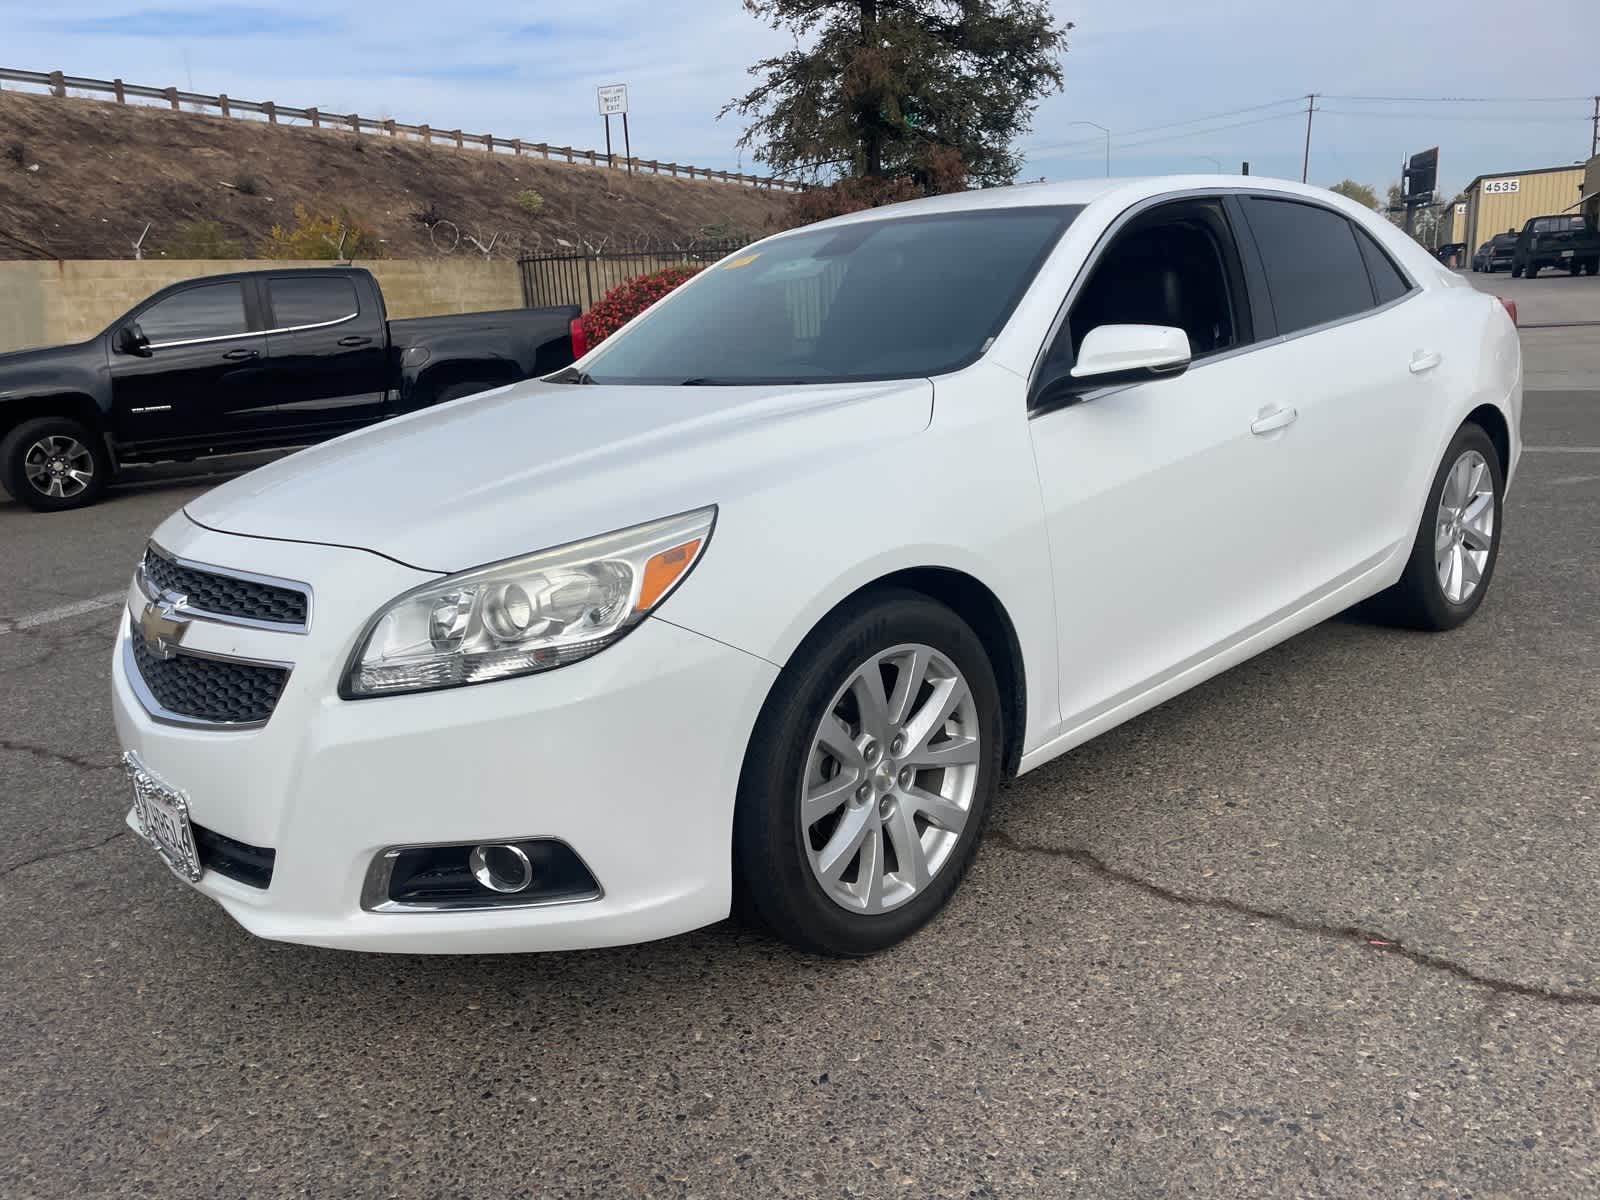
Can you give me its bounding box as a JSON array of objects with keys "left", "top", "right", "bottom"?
[
  {"left": 1035, "top": 324, "right": 1192, "bottom": 408},
  {"left": 115, "top": 323, "right": 152, "bottom": 357}
]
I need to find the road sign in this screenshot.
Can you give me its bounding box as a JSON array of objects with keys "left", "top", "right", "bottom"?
[{"left": 597, "top": 84, "right": 628, "bottom": 116}]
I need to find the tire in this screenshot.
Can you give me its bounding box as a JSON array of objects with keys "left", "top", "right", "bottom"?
[
  {"left": 1510, "top": 264, "right": 1521, "bottom": 278},
  {"left": 0, "top": 416, "right": 112, "bottom": 512},
  {"left": 733, "top": 588, "right": 1004, "bottom": 957},
  {"left": 1585, "top": 258, "right": 1598, "bottom": 277},
  {"left": 1525, "top": 262, "right": 1538, "bottom": 278},
  {"left": 1372, "top": 423, "right": 1504, "bottom": 632}
]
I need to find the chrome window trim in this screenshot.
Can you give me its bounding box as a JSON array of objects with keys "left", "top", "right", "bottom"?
[
  {"left": 146, "top": 328, "right": 258, "bottom": 351},
  {"left": 141, "top": 540, "right": 314, "bottom": 633},
  {"left": 261, "top": 310, "right": 360, "bottom": 336},
  {"left": 360, "top": 838, "right": 606, "bottom": 913},
  {"left": 1025, "top": 186, "right": 1423, "bottom": 411},
  {"left": 120, "top": 622, "right": 293, "bottom": 731}
]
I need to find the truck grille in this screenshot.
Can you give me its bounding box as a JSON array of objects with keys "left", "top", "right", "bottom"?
[
  {"left": 131, "top": 629, "right": 289, "bottom": 725},
  {"left": 142, "top": 545, "right": 309, "bottom": 628}
]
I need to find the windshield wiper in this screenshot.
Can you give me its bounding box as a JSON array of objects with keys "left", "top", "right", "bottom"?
[
  {"left": 677, "top": 377, "right": 739, "bottom": 386},
  {"left": 547, "top": 366, "right": 595, "bottom": 385}
]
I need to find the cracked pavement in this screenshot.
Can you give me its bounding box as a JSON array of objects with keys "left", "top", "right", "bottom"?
[{"left": 1, "top": 330, "right": 1597, "bottom": 1195}]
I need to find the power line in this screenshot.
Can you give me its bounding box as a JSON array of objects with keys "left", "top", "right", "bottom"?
[
  {"left": 1026, "top": 96, "right": 1303, "bottom": 154},
  {"left": 1319, "top": 109, "right": 1590, "bottom": 123},
  {"left": 1322, "top": 93, "right": 1590, "bottom": 103},
  {"left": 1028, "top": 111, "right": 1304, "bottom": 160}
]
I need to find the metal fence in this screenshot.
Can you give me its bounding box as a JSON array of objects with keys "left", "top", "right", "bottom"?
[
  {"left": 518, "top": 238, "right": 752, "bottom": 310},
  {"left": 0, "top": 67, "right": 807, "bottom": 192}
]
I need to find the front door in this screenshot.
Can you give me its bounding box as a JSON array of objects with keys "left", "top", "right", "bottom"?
[
  {"left": 110, "top": 279, "right": 273, "bottom": 451},
  {"left": 1026, "top": 196, "right": 1297, "bottom": 731}
]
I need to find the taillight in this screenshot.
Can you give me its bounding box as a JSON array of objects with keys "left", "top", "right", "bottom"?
[
  {"left": 1496, "top": 297, "right": 1518, "bottom": 327},
  {"left": 568, "top": 316, "right": 588, "bottom": 359}
]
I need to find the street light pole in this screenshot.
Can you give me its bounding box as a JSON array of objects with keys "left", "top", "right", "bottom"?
[
  {"left": 1196, "top": 155, "right": 1221, "bottom": 171},
  {"left": 1070, "top": 121, "right": 1110, "bottom": 177}
]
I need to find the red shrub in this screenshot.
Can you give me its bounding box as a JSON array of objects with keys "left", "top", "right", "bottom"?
[{"left": 581, "top": 264, "right": 704, "bottom": 346}]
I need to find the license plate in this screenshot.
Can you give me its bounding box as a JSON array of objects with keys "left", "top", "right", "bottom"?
[
  {"left": 1561, "top": 249, "right": 1574, "bottom": 257},
  {"left": 124, "top": 753, "right": 202, "bottom": 882}
]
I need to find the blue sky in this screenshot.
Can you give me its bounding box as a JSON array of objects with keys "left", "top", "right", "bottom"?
[{"left": 4, "top": 0, "right": 1597, "bottom": 198}]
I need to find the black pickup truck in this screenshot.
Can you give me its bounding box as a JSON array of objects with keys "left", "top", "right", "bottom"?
[
  {"left": 1512, "top": 213, "right": 1600, "bottom": 278},
  {"left": 0, "top": 267, "right": 577, "bottom": 510}
]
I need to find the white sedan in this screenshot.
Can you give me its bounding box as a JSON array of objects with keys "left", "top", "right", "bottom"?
[{"left": 112, "top": 176, "right": 1520, "bottom": 956}]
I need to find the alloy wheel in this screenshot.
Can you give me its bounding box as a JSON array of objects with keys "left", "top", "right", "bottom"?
[
  {"left": 22, "top": 434, "right": 96, "bottom": 499},
  {"left": 801, "top": 643, "right": 981, "bottom": 914},
  {"left": 1434, "top": 449, "right": 1495, "bottom": 604}
]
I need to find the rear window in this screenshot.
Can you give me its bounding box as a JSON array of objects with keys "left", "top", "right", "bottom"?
[
  {"left": 1352, "top": 227, "right": 1411, "bottom": 306},
  {"left": 1240, "top": 197, "right": 1376, "bottom": 335},
  {"left": 574, "top": 207, "right": 1080, "bottom": 385},
  {"left": 268, "top": 276, "right": 359, "bottom": 328}
]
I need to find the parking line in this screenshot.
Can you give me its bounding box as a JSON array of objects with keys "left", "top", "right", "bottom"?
[
  {"left": 0, "top": 592, "right": 125, "bottom": 636},
  {"left": 1524, "top": 446, "right": 1600, "bottom": 454}
]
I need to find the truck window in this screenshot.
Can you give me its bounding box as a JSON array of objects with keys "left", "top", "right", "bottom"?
[
  {"left": 139, "top": 282, "right": 249, "bottom": 345},
  {"left": 267, "top": 277, "right": 360, "bottom": 329}
]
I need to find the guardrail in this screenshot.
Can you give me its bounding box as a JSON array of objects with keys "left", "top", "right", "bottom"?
[{"left": 0, "top": 67, "right": 806, "bottom": 193}]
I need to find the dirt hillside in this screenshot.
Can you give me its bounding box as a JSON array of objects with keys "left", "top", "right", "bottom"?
[{"left": 0, "top": 88, "right": 792, "bottom": 260}]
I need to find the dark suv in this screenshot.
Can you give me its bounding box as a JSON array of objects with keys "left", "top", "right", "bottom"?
[
  {"left": 1512, "top": 214, "right": 1600, "bottom": 278},
  {"left": 1473, "top": 233, "right": 1518, "bottom": 273}
]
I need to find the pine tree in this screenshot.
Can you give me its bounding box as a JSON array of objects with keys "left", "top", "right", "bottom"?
[{"left": 723, "top": 1, "right": 1069, "bottom": 190}]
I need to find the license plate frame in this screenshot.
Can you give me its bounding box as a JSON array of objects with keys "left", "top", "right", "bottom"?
[
  {"left": 124, "top": 752, "right": 202, "bottom": 882},
  {"left": 1561, "top": 249, "right": 1575, "bottom": 258}
]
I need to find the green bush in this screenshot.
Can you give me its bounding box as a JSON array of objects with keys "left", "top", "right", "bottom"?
[
  {"left": 516, "top": 188, "right": 545, "bottom": 216},
  {"left": 261, "top": 204, "right": 384, "bottom": 260},
  {"left": 160, "top": 220, "right": 244, "bottom": 259},
  {"left": 233, "top": 173, "right": 262, "bottom": 196}
]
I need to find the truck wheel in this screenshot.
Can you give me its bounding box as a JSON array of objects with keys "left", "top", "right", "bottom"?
[
  {"left": 1586, "top": 258, "right": 1598, "bottom": 276},
  {"left": 1524, "top": 262, "right": 1538, "bottom": 278},
  {"left": 1510, "top": 264, "right": 1522, "bottom": 278},
  {"left": 0, "top": 417, "right": 112, "bottom": 512},
  {"left": 433, "top": 381, "right": 495, "bottom": 405}
]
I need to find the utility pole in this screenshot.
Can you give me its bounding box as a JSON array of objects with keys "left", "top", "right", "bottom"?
[
  {"left": 1070, "top": 121, "right": 1110, "bottom": 177},
  {"left": 1301, "top": 94, "right": 1317, "bottom": 183},
  {"left": 1592, "top": 96, "right": 1598, "bottom": 158}
]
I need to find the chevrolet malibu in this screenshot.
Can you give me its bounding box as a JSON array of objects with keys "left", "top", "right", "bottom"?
[{"left": 114, "top": 177, "right": 1521, "bottom": 957}]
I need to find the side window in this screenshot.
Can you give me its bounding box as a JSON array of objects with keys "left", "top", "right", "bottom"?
[
  {"left": 267, "top": 276, "right": 359, "bottom": 329},
  {"left": 1240, "top": 197, "right": 1376, "bottom": 335},
  {"left": 138, "top": 283, "right": 249, "bottom": 345},
  {"left": 1352, "top": 227, "right": 1411, "bottom": 306},
  {"left": 1061, "top": 198, "right": 1249, "bottom": 365}
]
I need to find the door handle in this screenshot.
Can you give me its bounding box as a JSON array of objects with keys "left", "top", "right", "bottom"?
[
  {"left": 337, "top": 335, "right": 373, "bottom": 347},
  {"left": 1409, "top": 350, "right": 1442, "bottom": 374},
  {"left": 1250, "top": 405, "right": 1298, "bottom": 436},
  {"left": 221, "top": 348, "right": 259, "bottom": 361}
]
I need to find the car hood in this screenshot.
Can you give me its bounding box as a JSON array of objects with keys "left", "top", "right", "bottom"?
[
  {"left": 0, "top": 339, "right": 96, "bottom": 381},
  {"left": 185, "top": 377, "right": 934, "bottom": 573}
]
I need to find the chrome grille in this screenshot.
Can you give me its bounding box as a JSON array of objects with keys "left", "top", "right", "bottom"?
[
  {"left": 130, "top": 628, "right": 288, "bottom": 725},
  {"left": 142, "top": 545, "right": 309, "bottom": 628}
]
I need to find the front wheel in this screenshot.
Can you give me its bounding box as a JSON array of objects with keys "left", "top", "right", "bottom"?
[
  {"left": 1373, "top": 423, "right": 1504, "bottom": 631},
  {"left": 0, "top": 417, "right": 112, "bottom": 512},
  {"left": 733, "top": 589, "right": 1004, "bottom": 957}
]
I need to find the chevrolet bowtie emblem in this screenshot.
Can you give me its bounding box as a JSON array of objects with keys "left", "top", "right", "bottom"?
[{"left": 137, "top": 597, "right": 188, "bottom": 660}]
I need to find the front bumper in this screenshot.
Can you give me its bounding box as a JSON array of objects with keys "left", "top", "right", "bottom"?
[{"left": 112, "top": 516, "right": 778, "bottom": 953}]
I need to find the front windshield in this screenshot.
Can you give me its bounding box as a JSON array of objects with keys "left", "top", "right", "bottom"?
[{"left": 575, "top": 205, "right": 1081, "bottom": 385}]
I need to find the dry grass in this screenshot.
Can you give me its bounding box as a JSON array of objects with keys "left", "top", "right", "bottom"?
[{"left": 0, "top": 89, "right": 791, "bottom": 260}]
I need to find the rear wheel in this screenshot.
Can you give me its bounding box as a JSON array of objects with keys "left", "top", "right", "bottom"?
[
  {"left": 733, "top": 589, "right": 1003, "bottom": 957},
  {"left": 1585, "top": 258, "right": 1598, "bottom": 277},
  {"left": 1372, "top": 423, "right": 1503, "bottom": 631},
  {"left": 0, "top": 417, "right": 112, "bottom": 512}
]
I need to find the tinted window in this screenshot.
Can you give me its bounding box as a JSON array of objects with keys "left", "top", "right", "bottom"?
[
  {"left": 1353, "top": 227, "right": 1410, "bottom": 306},
  {"left": 576, "top": 208, "right": 1079, "bottom": 385},
  {"left": 1241, "top": 198, "right": 1375, "bottom": 334},
  {"left": 139, "top": 283, "right": 249, "bottom": 344},
  {"left": 268, "top": 276, "right": 358, "bottom": 327}
]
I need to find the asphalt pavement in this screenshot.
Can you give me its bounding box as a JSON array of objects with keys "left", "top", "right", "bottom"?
[{"left": 1, "top": 278, "right": 1596, "bottom": 1198}]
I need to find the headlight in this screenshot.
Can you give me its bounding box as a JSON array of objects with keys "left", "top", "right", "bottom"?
[{"left": 343, "top": 507, "right": 715, "bottom": 698}]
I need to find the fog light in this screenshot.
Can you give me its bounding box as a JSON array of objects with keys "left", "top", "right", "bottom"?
[{"left": 469, "top": 843, "right": 534, "bottom": 893}]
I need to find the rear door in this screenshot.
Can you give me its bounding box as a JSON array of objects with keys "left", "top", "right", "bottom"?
[
  {"left": 262, "top": 274, "right": 388, "bottom": 433},
  {"left": 1234, "top": 196, "right": 1437, "bottom": 592},
  {"left": 110, "top": 279, "right": 271, "bottom": 449}
]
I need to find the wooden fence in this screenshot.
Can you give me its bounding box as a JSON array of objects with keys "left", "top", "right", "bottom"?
[{"left": 0, "top": 67, "right": 806, "bottom": 193}]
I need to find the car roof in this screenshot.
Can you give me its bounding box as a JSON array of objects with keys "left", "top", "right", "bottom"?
[{"left": 789, "top": 174, "right": 1385, "bottom": 231}]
